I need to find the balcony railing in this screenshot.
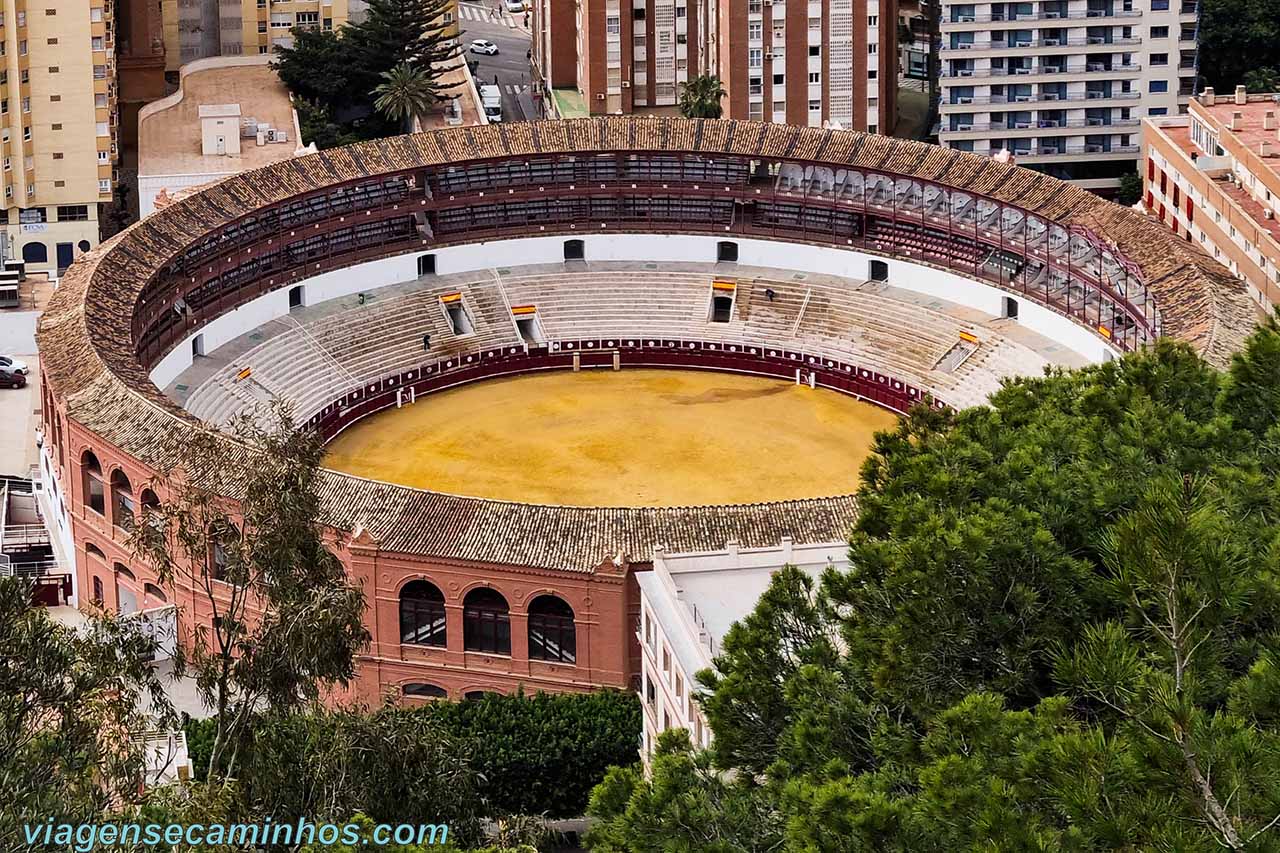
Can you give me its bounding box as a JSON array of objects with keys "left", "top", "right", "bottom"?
[
  {"left": 947, "top": 9, "right": 1142, "bottom": 24},
  {"left": 948, "top": 118, "right": 1140, "bottom": 133},
  {"left": 943, "top": 91, "right": 1141, "bottom": 107},
  {"left": 943, "top": 63, "right": 1142, "bottom": 79},
  {"left": 945, "top": 36, "right": 1142, "bottom": 52},
  {"left": 1024, "top": 143, "right": 1140, "bottom": 156}
]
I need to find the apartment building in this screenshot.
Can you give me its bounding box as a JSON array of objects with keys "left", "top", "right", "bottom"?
[
  {"left": 533, "top": 0, "right": 898, "bottom": 133},
  {"left": 162, "top": 0, "right": 352, "bottom": 69},
  {"left": 1142, "top": 86, "right": 1280, "bottom": 311},
  {"left": 938, "top": 0, "right": 1200, "bottom": 193},
  {"left": 0, "top": 0, "right": 118, "bottom": 275},
  {"left": 899, "top": 0, "right": 936, "bottom": 81}
]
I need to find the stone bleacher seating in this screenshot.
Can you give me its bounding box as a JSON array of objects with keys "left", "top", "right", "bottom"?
[
  {"left": 179, "top": 267, "right": 1056, "bottom": 427},
  {"left": 184, "top": 281, "right": 520, "bottom": 427}
]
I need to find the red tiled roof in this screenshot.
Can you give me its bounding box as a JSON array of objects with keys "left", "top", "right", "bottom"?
[{"left": 37, "top": 117, "right": 1257, "bottom": 569}]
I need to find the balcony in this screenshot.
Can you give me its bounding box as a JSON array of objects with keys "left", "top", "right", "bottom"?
[
  {"left": 946, "top": 8, "right": 1142, "bottom": 24},
  {"left": 942, "top": 91, "right": 1140, "bottom": 107},
  {"left": 946, "top": 118, "right": 1140, "bottom": 135},
  {"left": 943, "top": 63, "right": 1142, "bottom": 80},
  {"left": 1021, "top": 143, "right": 1140, "bottom": 156}
]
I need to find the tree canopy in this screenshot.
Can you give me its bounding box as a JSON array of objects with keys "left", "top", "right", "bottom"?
[
  {"left": 272, "top": 0, "right": 461, "bottom": 147},
  {"left": 129, "top": 408, "right": 369, "bottom": 783},
  {"left": 591, "top": 316, "right": 1280, "bottom": 851},
  {"left": 0, "top": 577, "right": 174, "bottom": 850},
  {"left": 1199, "top": 0, "right": 1280, "bottom": 93},
  {"left": 678, "top": 75, "right": 727, "bottom": 119}
]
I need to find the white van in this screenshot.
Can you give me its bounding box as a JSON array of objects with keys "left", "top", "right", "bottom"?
[{"left": 479, "top": 85, "right": 503, "bottom": 123}]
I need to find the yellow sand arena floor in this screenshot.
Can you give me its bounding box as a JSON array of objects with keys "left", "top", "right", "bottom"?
[{"left": 323, "top": 369, "right": 900, "bottom": 507}]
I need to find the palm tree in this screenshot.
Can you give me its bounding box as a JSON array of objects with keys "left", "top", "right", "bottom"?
[
  {"left": 372, "top": 62, "right": 435, "bottom": 133},
  {"left": 678, "top": 75, "right": 727, "bottom": 119}
]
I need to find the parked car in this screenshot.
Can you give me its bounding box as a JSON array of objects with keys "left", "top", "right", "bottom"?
[
  {"left": 0, "top": 354, "right": 28, "bottom": 375},
  {"left": 504, "top": 0, "right": 525, "bottom": 11},
  {"left": 479, "top": 84, "right": 503, "bottom": 122},
  {"left": 469, "top": 39, "right": 499, "bottom": 55},
  {"left": 0, "top": 366, "right": 26, "bottom": 388}
]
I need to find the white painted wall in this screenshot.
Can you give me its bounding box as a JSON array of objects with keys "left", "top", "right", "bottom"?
[
  {"left": 37, "top": 445, "right": 78, "bottom": 605},
  {"left": 149, "top": 233, "right": 1115, "bottom": 388}
]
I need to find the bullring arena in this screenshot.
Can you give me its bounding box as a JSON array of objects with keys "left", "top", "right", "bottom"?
[{"left": 37, "top": 117, "right": 1256, "bottom": 703}]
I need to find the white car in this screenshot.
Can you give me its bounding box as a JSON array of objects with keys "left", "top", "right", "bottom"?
[
  {"left": 504, "top": 0, "right": 526, "bottom": 11},
  {"left": 469, "top": 39, "right": 499, "bottom": 56},
  {"left": 0, "top": 354, "right": 27, "bottom": 375}
]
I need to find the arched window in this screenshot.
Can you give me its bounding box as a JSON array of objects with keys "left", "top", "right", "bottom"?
[
  {"left": 208, "top": 522, "right": 239, "bottom": 582},
  {"left": 463, "top": 588, "right": 510, "bottom": 655},
  {"left": 144, "top": 583, "right": 167, "bottom": 603},
  {"left": 110, "top": 469, "right": 134, "bottom": 531},
  {"left": 86, "top": 543, "right": 106, "bottom": 607},
  {"left": 464, "top": 690, "right": 499, "bottom": 701},
  {"left": 81, "top": 450, "right": 105, "bottom": 515},
  {"left": 399, "top": 580, "right": 447, "bottom": 647},
  {"left": 528, "top": 595, "right": 576, "bottom": 663},
  {"left": 139, "top": 489, "right": 161, "bottom": 530},
  {"left": 114, "top": 562, "right": 135, "bottom": 582},
  {"left": 22, "top": 241, "right": 47, "bottom": 264},
  {"left": 403, "top": 683, "right": 447, "bottom": 699}
]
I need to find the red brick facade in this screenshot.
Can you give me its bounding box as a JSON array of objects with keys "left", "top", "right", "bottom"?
[{"left": 51, "top": 404, "right": 635, "bottom": 707}]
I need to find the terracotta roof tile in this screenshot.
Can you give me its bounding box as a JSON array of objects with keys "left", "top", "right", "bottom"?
[{"left": 38, "top": 117, "right": 1256, "bottom": 569}]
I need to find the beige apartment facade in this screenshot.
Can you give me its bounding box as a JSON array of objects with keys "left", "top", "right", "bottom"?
[
  {"left": 533, "top": 0, "right": 898, "bottom": 132},
  {"left": 162, "top": 0, "right": 352, "bottom": 69},
  {"left": 1142, "top": 86, "right": 1280, "bottom": 311},
  {"left": 158, "top": 0, "right": 466, "bottom": 69},
  {"left": 0, "top": 0, "right": 117, "bottom": 276}
]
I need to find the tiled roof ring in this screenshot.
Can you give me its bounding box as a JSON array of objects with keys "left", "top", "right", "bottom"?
[{"left": 37, "top": 118, "right": 1258, "bottom": 570}]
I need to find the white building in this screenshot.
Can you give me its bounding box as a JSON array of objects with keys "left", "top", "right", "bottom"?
[
  {"left": 937, "top": 0, "right": 1200, "bottom": 193},
  {"left": 137, "top": 55, "right": 309, "bottom": 218},
  {"left": 634, "top": 537, "right": 848, "bottom": 761}
]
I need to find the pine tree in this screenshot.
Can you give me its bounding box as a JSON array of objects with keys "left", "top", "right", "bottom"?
[{"left": 349, "top": 0, "right": 463, "bottom": 103}]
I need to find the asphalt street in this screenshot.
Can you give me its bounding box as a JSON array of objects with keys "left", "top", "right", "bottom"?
[{"left": 457, "top": 2, "right": 540, "bottom": 122}]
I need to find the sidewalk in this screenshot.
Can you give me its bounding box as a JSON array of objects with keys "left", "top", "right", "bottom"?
[{"left": 0, "top": 309, "right": 40, "bottom": 479}]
